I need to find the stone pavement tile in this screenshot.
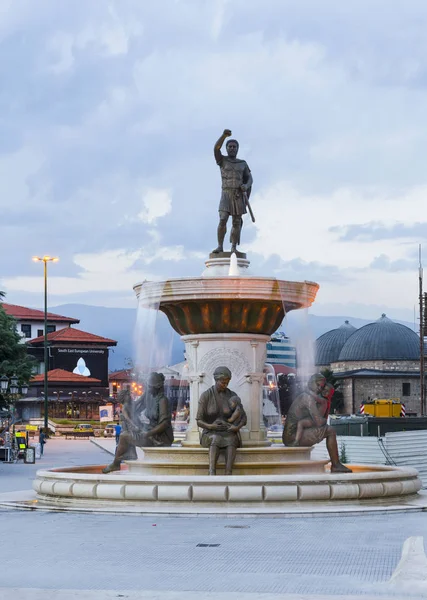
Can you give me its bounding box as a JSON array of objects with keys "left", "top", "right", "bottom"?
[
  {"left": 1, "top": 511, "right": 427, "bottom": 596},
  {"left": 1, "top": 440, "right": 427, "bottom": 598},
  {"left": 0, "top": 592, "right": 423, "bottom": 600}
]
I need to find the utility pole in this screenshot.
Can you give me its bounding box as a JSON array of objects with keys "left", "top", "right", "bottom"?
[{"left": 419, "top": 245, "right": 425, "bottom": 416}]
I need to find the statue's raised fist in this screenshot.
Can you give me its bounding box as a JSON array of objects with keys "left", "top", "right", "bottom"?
[{"left": 223, "top": 129, "right": 232, "bottom": 137}]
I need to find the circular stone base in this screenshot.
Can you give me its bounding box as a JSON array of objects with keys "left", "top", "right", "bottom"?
[
  {"left": 126, "top": 446, "right": 328, "bottom": 476},
  {"left": 32, "top": 464, "right": 422, "bottom": 515}
]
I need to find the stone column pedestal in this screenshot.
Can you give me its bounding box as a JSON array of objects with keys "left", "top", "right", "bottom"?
[{"left": 181, "top": 333, "right": 270, "bottom": 447}]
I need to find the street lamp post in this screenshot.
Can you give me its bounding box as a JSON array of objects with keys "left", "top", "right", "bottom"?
[{"left": 33, "top": 255, "right": 59, "bottom": 432}]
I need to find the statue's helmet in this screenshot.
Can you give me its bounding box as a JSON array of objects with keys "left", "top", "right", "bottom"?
[
  {"left": 213, "top": 366, "right": 232, "bottom": 381},
  {"left": 307, "top": 373, "right": 327, "bottom": 393}
]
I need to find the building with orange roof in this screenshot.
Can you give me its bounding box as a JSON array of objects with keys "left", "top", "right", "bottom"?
[
  {"left": 2, "top": 302, "right": 79, "bottom": 342},
  {"left": 21, "top": 369, "right": 108, "bottom": 422},
  {"left": 1, "top": 302, "right": 118, "bottom": 422}
]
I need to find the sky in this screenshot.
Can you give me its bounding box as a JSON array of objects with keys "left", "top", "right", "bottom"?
[{"left": 1, "top": 0, "right": 427, "bottom": 323}]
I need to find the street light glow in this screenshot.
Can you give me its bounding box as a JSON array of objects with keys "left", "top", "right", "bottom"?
[{"left": 32, "top": 256, "right": 59, "bottom": 263}]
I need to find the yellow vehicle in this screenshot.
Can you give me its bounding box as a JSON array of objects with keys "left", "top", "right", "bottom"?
[
  {"left": 363, "top": 399, "right": 402, "bottom": 418},
  {"left": 73, "top": 423, "right": 94, "bottom": 434}
]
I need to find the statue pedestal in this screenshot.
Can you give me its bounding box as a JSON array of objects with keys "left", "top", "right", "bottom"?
[
  {"left": 181, "top": 333, "right": 270, "bottom": 447},
  {"left": 202, "top": 252, "right": 252, "bottom": 277}
]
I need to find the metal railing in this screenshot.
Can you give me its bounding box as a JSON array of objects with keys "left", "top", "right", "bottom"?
[{"left": 377, "top": 437, "right": 397, "bottom": 466}]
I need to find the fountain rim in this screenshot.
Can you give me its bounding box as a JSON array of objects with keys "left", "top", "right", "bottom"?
[
  {"left": 133, "top": 276, "right": 320, "bottom": 289},
  {"left": 35, "top": 464, "right": 420, "bottom": 482}
]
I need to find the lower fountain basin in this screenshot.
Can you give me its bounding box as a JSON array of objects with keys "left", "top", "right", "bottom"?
[{"left": 33, "top": 463, "right": 422, "bottom": 514}]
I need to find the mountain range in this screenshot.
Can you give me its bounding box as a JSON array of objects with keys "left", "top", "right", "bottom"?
[{"left": 50, "top": 304, "right": 416, "bottom": 372}]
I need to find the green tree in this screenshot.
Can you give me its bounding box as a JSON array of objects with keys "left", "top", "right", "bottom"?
[
  {"left": 320, "top": 367, "right": 345, "bottom": 413},
  {"left": 0, "top": 295, "right": 36, "bottom": 409}
]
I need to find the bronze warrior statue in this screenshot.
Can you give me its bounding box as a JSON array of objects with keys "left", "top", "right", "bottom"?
[
  {"left": 282, "top": 373, "right": 352, "bottom": 473},
  {"left": 196, "top": 366, "right": 247, "bottom": 475},
  {"left": 212, "top": 129, "right": 253, "bottom": 255},
  {"left": 103, "top": 372, "right": 174, "bottom": 473}
]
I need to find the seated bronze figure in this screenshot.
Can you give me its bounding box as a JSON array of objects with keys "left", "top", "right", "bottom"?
[
  {"left": 103, "top": 371, "right": 174, "bottom": 473},
  {"left": 196, "top": 366, "right": 247, "bottom": 475},
  {"left": 282, "top": 373, "right": 352, "bottom": 473}
]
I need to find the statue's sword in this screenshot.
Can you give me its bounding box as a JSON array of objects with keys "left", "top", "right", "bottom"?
[{"left": 242, "top": 191, "right": 256, "bottom": 223}]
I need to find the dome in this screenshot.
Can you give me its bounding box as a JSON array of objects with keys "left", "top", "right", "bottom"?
[
  {"left": 315, "top": 320, "right": 357, "bottom": 366},
  {"left": 338, "top": 314, "right": 419, "bottom": 362}
]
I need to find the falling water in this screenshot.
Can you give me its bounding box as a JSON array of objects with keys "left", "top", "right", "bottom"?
[
  {"left": 228, "top": 252, "right": 239, "bottom": 276},
  {"left": 134, "top": 281, "right": 168, "bottom": 384},
  {"left": 276, "top": 279, "right": 315, "bottom": 406},
  {"left": 288, "top": 282, "right": 316, "bottom": 385}
]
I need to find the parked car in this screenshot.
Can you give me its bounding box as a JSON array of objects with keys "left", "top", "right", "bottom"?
[
  {"left": 103, "top": 424, "right": 117, "bottom": 437},
  {"left": 73, "top": 424, "right": 94, "bottom": 436}
]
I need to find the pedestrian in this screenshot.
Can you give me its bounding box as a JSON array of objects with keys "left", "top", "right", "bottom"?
[
  {"left": 114, "top": 422, "right": 122, "bottom": 445},
  {"left": 39, "top": 428, "right": 46, "bottom": 456}
]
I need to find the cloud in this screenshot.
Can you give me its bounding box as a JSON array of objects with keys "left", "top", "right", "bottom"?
[
  {"left": 370, "top": 254, "right": 418, "bottom": 272},
  {"left": 331, "top": 221, "right": 427, "bottom": 243},
  {"left": 252, "top": 254, "right": 352, "bottom": 284},
  {"left": 2, "top": 244, "right": 206, "bottom": 301},
  {"left": 1, "top": 1, "right": 427, "bottom": 319},
  {"left": 137, "top": 188, "right": 172, "bottom": 224}
]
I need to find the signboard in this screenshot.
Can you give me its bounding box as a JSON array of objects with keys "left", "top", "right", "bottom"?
[
  {"left": 99, "top": 404, "right": 113, "bottom": 423},
  {"left": 26, "top": 425, "right": 38, "bottom": 431},
  {"left": 50, "top": 347, "right": 109, "bottom": 386}
]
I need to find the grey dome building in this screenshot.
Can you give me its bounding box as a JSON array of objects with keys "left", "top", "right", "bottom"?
[
  {"left": 317, "top": 315, "right": 421, "bottom": 415},
  {"left": 315, "top": 320, "right": 357, "bottom": 367},
  {"left": 337, "top": 314, "right": 419, "bottom": 362}
]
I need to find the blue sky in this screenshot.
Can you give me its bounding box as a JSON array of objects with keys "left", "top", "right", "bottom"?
[{"left": 1, "top": 0, "right": 426, "bottom": 322}]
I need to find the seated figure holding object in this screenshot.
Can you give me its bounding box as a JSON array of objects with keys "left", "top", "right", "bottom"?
[{"left": 282, "top": 374, "right": 351, "bottom": 473}]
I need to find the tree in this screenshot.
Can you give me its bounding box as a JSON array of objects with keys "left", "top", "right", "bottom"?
[
  {"left": 0, "top": 295, "right": 36, "bottom": 409},
  {"left": 320, "top": 367, "right": 345, "bottom": 413}
]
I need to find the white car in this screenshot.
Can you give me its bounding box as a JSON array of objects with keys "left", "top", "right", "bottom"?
[{"left": 103, "top": 424, "right": 118, "bottom": 437}]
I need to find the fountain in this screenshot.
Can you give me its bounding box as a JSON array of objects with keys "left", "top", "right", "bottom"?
[{"left": 32, "top": 130, "right": 421, "bottom": 513}]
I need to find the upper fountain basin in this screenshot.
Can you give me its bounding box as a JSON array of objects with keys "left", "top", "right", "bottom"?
[{"left": 134, "top": 276, "right": 319, "bottom": 336}]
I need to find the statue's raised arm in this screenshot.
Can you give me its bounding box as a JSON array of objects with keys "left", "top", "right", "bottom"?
[
  {"left": 212, "top": 129, "right": 254, "bottom": 255},
  {"left": 214, "top": 129, "right": 232, "bottom": 165}
]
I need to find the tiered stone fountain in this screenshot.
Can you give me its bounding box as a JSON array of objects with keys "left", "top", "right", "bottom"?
[{"left": 33, "top": 251, "right": 421, "bottom": 513}]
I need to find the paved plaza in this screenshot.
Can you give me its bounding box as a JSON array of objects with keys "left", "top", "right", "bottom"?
[{"left": 0, "top": 439, "right": 426, "bottom": 599}]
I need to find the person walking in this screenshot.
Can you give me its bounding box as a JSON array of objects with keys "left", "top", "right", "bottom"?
[
  {"left": 114, "top": 422, "right": 122, "bottom": 446},
  {"left": 39, "top": 429, "right": 46, "bottom": 456}
]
